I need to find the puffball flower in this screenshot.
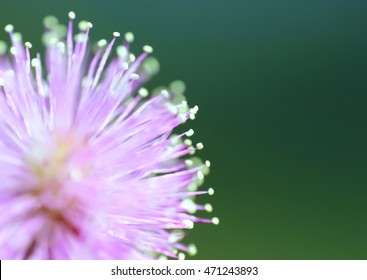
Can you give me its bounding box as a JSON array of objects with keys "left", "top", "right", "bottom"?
[{"left": 0, "top": 13, "right": 218, "bottom": 260}]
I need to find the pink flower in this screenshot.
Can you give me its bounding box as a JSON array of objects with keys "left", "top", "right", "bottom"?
[{"left": 0, "top": 12, "right": 218, "bottom": 260}]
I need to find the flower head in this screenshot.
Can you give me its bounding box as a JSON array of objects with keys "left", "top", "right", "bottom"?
[{"left": 0, "top": 13, "right": 217, "bottom": 259}]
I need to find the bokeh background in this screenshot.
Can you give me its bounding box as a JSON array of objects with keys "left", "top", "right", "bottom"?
[{"left": 0, "top": 0, "right": 366, "bottom": 259}]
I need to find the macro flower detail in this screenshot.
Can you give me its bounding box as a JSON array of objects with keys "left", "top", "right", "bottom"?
[{"left": 0, "top": 12, "right": 218, "bottom": 260}]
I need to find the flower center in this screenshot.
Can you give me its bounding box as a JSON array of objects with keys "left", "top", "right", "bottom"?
[
  {"left": 23, "top": 131, "right": 94, "bottom": 233},
  {"left": 25, "top": 131, "right": 90, "bottom": 183}
]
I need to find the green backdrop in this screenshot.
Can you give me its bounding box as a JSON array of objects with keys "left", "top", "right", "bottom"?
[{"left": 0, "top": 0, "right": 366, "bottom": 259}]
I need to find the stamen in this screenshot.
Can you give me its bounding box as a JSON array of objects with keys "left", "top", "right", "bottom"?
[
  {"left": 91, "top": 36, "right": 118, "bottom": 89},
  {"left": 185, "top": 159, "right": 193, "bottom": 166},
  {"left": 208, "top": 188, "right": 214, "bottom": 195},
  {"left": 182, "top": 219, "right": 194, "bottom": 229},
  {"left": 97, "top": 39, "right": 107, "bottom": 48},
  {"left": 211, "top": 217, "right": 220, "bottom": 225},
  {"left": 129, "top": 73, "right": 139, "bottom": 81},
  {"left": 197, "top": 171, "right": 204, "bottom": 180},
  {"left": 181, "top": 199, "right": 197, "bottom": 214},
  {"left": 190, "top": 105, "right": 199, "bottom": 114},
  {"left": 185, "top": 129, "right": 194, "bottom": 137},
  {"left": 67, "top": 12, "right": 75, "bottom": 71},
  {"left": 143, "top": 45, "right": 153, "bottom": 54},
  {"left": 170, "top": 80, "right": 186, "bottom": 95},
  {"left": 116, "top": 45, "right": 128, "bottom": 58},
  {"left": 166, "top": 103, "right": 178, "bottom": 115},
  {"left": 56, "top": 42, "right": 66, "bottom": 53},
  {"left": 188, "top": 244, "right": 197, "bottom": 256},
  {"left": 187, "top": 182, "right": 198, "bottom": 191},
  {"left": 31, "top": 58, "right": 40, "bottom": 67},
  {"left": 184, "top": 139, "right": 192, "bottom": 146},
  {"left": 129, "top": 53, "right": 136, "bottom": 62},
  {"left": 4, "top": 24, "right": 14, "bottom": 33},
  {"left": 124, "top": 32, "right": 134, "bottom": 43},
  {"left": 0, "top": 41, "right": 7, "bottom": 55},
  {"left": 178, "top": 252, "right": 185, "bottom": 260},
  {"left": 74, "top": 33, "right": 86, "bottom": 43},
  {"left": 161, "top": 89, "right": 169, "bottom": 98},
  {"left": 78, "top": 21, "right": 91, "bottom": 31},
  {"left": 138, "top": 87, "right": 149, "bottom": 97},
  {"left": 13, "top": 32, "right": 22, "bottom": 42},
  {"left": 25, "top": 42, "right": 32, "bottom": 49},
  {"left": 168, "top": 234, "right": 180, "bottom": 243},
  {"left": 34, "top": 54, "right": 47, "bottom": 98},
  {"left": 121, "top": 62, "right": 129, "bottom": 70},
  {"left": 196, "top": 142, "right": 204, "bottom": 150},
  {"left": 204, "top": 203, "right": 213, "bottom": 212},
  {"left": 68, "top": 11, "right": 76, "bottom": 20},
  {"left": 43, "top": 16, "right": 59, "bottom": 29},
  {"left": 10, "top": 47, "right": 16, "bottom": 55}
]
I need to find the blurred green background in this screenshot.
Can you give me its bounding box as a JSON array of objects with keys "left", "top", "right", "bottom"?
[{"left": 0, "top": 0, "right": 366, "bottom": 259}]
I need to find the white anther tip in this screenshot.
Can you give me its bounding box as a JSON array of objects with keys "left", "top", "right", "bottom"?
[
  {"left": 4, "top": 24, "right": 14, "bottom": 33},
  {"left": 113, "top": 31, "right": 120, "bottom": 38},
  {"left": 184, "top": 139, "right": 192, "bottom": 146},
  {"left": 181, "top": 199, "right": 197, "bottom": 214},
  {"left": 121, "top": 62, "right": 129, "bottom": 70},
  {"left": 204, "top": 203, "right": 213, "bottom": 212},
  {"left": 25, "top": 42, "right": 32, "bottom": 49},
  {"left": 68, "top": 11, "right": 76, "bottom": 20},
  {"left": 130, "top": 73, "right": 139, "bottom": 81},
  {"left": 138, "top": 87, "right": 149, "bottom": 98},
  {"left": 185, "top": 159, "right": 193, "bottom": 166},
  {"left": 129, "top": 53, "right": 136, "bottom": 62},
  {"left": 205, "top": 160, "right": 211, "bottom": 167},
  {"left": 161, "top": 89, "right": 169, "bottom": 98},
  {"left": 188, "top": 244, "right": 198, "bottom": 256},
  {"left": 196, "top": 143, "right": 204, "bottom": 150},
  {"left": 0, "top": 41, "right": 7, "bottom": 55},
  {"left": 168, "top": 234, "right": 179, "bottom": 243},
  {"left": 185, "top": 129, "right": 194, "bottom": 137},
  {"left": 183, "top": 219, "right": 194, "bottom": 229},
  {"left": 31, "top": 58, "right": 40, "bottom": 67},
  {"left": 125, "top": 32, "right": 134, "bottom": 43},
  {"left": 78, "top": 21, "right": 91, "bottom": 31},
  {"left": 9, "top": 47, "right": 16, "bottom": 55},
  {"left": 143, "top": 45, "right": 153, "bottom": 54},
  {"left": 212, "top": 217, "right": 220, "bottom": 225},
  {"left": 208, "top": 188, "right": 214, "bottom": 195},
  {"left": 57, "top": 42, "right": 66, "bottom": 51},
  {"left": 97, "top": 39, "right": 107, "bottom": 48},
  {"left": 178, "top": 253, "right": 186, "bottom": 260}
]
